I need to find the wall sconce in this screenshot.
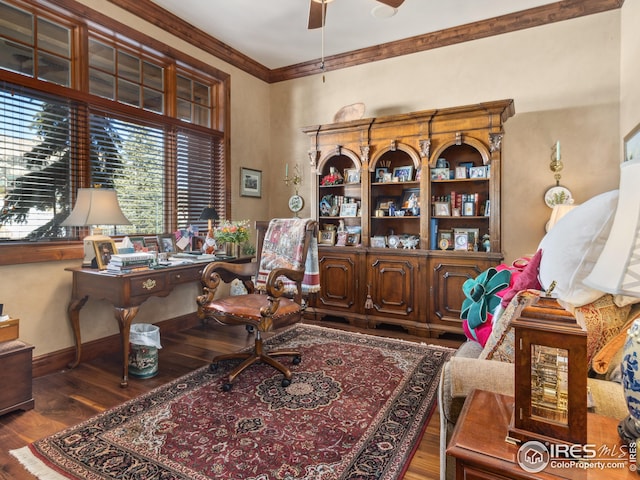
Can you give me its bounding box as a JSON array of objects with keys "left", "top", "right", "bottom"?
[
  {"left": 61, "top": 187, "right": 131, "bottom": 267},
  {"left": 544, "top": 141, "right": 573, "bottom": 209},
  {"left": 549, "top": 140, "right": 563, "bottom": 186}
]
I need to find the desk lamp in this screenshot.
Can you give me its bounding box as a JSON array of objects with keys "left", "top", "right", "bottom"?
[
  {"left": 199, "top": 206, "right": 219, "bottom": 254},
  {"left": 61, "top": 187, "right": 131, "bottom": 267},
  {"left": 583, "top": 158, "right": 640, "bottom": 444}
]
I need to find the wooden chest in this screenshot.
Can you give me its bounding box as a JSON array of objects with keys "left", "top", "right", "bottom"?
[{"left": 0, "top": 340, "right": 34, "bottom": 416}]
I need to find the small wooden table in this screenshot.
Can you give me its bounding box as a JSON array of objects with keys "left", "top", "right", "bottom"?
[
  {"left": 66, "top": 258, "right": 251, "bottom": 387},
  {"left": 447, "top": 389, "right": 636, "bottom": 479}
]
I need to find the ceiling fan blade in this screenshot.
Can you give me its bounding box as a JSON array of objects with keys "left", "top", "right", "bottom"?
[
  {"left": 308, "top": 1, "right": 326, "bottom": 30},
  {"left": 377, "top": 0, "right": 405, "bottom": 7}
]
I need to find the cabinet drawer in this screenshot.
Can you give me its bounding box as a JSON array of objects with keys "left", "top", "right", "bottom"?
[
  {"left": 130, "top": 274, "right": 168, "bottom": 296},
  {"left": 0, "top": 318, "right": 19, "bottom": 343},
  {"left": 170, "top": 267, "right": 203, "bottom": 284}
]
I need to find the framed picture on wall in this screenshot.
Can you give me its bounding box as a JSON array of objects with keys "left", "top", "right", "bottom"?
[{"left": 240, "top": 167, "right": 262, "bottom": 197}]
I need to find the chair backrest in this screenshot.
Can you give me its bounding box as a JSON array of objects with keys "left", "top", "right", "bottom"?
[{"left": 254, "top": 218, "right": 317, "bottom": 302}]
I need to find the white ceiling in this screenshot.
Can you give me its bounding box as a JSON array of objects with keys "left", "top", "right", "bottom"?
[{"left": 149, "top": 0, "right": 558, "bottom": 70}]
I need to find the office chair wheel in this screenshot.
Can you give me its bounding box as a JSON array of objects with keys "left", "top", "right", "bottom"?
[
  {"left": 222, "top": 382, "right": 233, "bottom": 392},
  {"left": 292, "top": 355, "right": 301, "bottom": 365},
  {"left": 246, "top": 325, "right": 254, "bottom": 333},
  {"left": 281, "top": 378, "right": 291, "bottom": 388}
]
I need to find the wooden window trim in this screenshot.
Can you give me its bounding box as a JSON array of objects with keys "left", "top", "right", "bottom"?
[{"left": 0, "top": 0, "right": 231, "bottom": 265}]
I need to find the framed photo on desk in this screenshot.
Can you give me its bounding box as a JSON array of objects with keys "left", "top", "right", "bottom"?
[{"left": 92, "top": 239, "right": 117, "bottom": 270}]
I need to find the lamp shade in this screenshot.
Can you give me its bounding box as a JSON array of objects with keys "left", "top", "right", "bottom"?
[
  {"left": 545, "top": 203, "right": 578, "bottom": 232},
  {"left": 61, "top": 188, "right": 130, "bottom": 227},
  {"left": 198, "top": 206, "right": 219, "bottom": 221},
  {"left": 583, "top": 159, "right": 640, "bottom": 296}
]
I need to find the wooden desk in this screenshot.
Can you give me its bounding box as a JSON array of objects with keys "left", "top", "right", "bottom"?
[
  {"left": 66, "top": 258, "right": 251, "bottom": 387},
  {"left": 447, "top": 389, "right": 635, "bottom": 479}
]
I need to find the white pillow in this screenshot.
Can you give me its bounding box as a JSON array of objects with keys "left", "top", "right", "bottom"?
[{"left": 538, "top": 190, "right": 618, "bottom": 307}]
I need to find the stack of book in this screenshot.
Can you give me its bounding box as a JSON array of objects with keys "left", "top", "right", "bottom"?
[{"left": 107, "top": 252, "right": 155, "bottom": 273}]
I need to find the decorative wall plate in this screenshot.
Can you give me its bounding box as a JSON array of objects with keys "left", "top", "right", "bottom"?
[
  {"left": 544, "top": 186, "right": 572, "bottom": 208},
  {"left": 288, "top": 194, "right": 304, "bottom": 213}
]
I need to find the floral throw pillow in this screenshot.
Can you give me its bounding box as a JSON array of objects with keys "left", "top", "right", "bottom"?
[{"left": 574, "top": 294, "right": 632, "bottom": 365}]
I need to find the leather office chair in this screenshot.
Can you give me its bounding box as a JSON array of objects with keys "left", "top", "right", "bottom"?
[{"left": 197, "top": 218, "right": 318, "bottom": 391}]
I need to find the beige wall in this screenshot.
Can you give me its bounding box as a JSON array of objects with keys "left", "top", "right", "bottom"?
[
  {"left": 0, "top": 4, "right": 633, "bottom": 358},
  {"left": 269, "top": 11, "right": 622, "bottom": 263},
  {"left": 621, "top": 0, "right": 640, "bottom": 137}
]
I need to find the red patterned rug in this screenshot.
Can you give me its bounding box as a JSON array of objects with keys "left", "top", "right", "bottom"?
[{"left": 12, "top": 324, "right": 453, "bottom": 479}]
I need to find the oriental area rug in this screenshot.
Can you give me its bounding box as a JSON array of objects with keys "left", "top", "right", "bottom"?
[{"left": 12, "top": 324, "right": 453, "bottom": 480}]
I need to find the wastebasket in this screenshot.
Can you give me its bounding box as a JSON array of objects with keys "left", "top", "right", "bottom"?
[{"left": 129, "top": 323, "right": 161, "bottom": 378}]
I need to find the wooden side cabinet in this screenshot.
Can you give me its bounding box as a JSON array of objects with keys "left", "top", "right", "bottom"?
[
  {"left": 0, "top": 340, "right": 34, "bottom": 416},
  {"left": 316, "top": 248, "right": 363, "bottom": 317},
  {"left": 428, "top": 252, "right": 503, "bottom": 335}
]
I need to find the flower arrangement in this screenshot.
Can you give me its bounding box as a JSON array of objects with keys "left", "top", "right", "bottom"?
[
  {"left": 320, "top": 167, "right": 343, "bottom": 186},
  {"left": 214, "top": 219, "right": 250, "bottom": 244}
]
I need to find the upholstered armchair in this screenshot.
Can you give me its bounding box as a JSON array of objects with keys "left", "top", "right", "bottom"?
[{"left": 196, "top": 218, "right": 318, "bottom": 391}]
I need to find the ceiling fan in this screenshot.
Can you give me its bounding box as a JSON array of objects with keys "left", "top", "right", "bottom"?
[{"left": 308, "top": 0, "right": 405, "bottom": 29}]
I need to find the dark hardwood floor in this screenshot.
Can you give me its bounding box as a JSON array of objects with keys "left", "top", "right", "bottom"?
[{"left": 0, "top": 319, "right": 463, "bottom": 480}]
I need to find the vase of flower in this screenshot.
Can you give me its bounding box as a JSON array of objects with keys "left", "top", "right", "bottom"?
[
  {"left": 226, "top": 242, "right": 240, "bottom": 258},
  {"left": 214, "top": 220, "right": 250, "bottom": 256}
]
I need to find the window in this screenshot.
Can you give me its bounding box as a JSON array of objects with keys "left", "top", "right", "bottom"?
[
  {"left": 89, "top": 37, "right": 165, "bottom": 114},
  {"left": 0, "top": 1, "right": 72, "bottom": 87},
  {"left": 0, "top": 0, "right": 229, "bottom": 264}
]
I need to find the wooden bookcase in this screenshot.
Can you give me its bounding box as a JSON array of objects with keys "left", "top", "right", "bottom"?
[{"left": 302, "top": 100, "right": 514, "bottom": 337}]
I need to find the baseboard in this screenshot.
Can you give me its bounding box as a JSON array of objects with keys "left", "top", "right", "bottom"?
[{"left": 32, "top": 313, "right": 201, "bottom": 378}]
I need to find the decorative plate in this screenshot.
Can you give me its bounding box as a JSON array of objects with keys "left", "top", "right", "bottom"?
[
  {"left": 288, "top": 194, "right": 304, "bottom": 213},
  {"left": 387, "top": 235, "right": 400, "bottom": 249},
  {"left": 544, "top": 186, "right": 573, "bottom": 208}
]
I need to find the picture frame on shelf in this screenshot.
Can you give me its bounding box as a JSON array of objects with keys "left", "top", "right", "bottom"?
[
  {"left": 344, "top": 168, "right": 361, "bottom": 184},
  {"left": 339, "top": 202, "right": 358, "bottom": 217},
  {"left": 401, "top": 188, "right": 420, "bottom": 210},
  {"left": 437, "top": 230, "right": 453, "bottom": 250},
  {"left": 92, "top": 239, "right": 117, "bottom": 270},
  {"left": 430, "top": 168, "right": 449, "bottom": 180},
  {"left": 376, "top": 196, "right": 400, "bottom": 213},
  {"left": 371, "top": 236, "right": 386, "bottom": 248},
  {"left": 455, "top": 166, "right": 468, "bottom": 179},
  {"left": 462, "top": 201, "right": 476, "bottom": 216},
  {"left": 393, "top": 165, "right": 413, "bottom": 182},
  {"left": 375, "top": 167, "right": 388, "bottom": 183},
  {"left": 469, "top": 166, "right": 487, "bottom": 178},
  {"left": 454, "top": 227, "right": 479, "bottom": 250},
  {"left": 129, "top": 236, "right": 146, "bottom": 252},
  {"left": 346, "top": 233, "right": 360, "bottom": 246},
  {"left": 318, "top": 230, "right": 336, "bottom": 246},
  {"left": 240, "top": 167, "right": 262, "bottom": 198},
  {"left": 336, "top": 231, "right": 348, "bottom": 246},
  {"left": 157, "top": 234, "right": 177, "bottom": 253},
  {"left": 414, "top": 168, "right": 422, "bottom": 182},
  {"left": 453, "top": 232, "right": 469, "bottom": 251},
  {"left": 434, "top": 201, "right": 450, "bottom": 216},
  {"left": 459, "top": 162, "right": 474, "bottom": 173},
  {"left": 382, "top": 172, "right": 393, "bottom": 183}
]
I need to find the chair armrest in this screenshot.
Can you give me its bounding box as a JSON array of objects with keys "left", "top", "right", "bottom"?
[
  {"left": 264, "top": 267, "right": 304, "bottom": 297},
  {"left": 197, "top": 261, "right": 257, "bottom": 310}
]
